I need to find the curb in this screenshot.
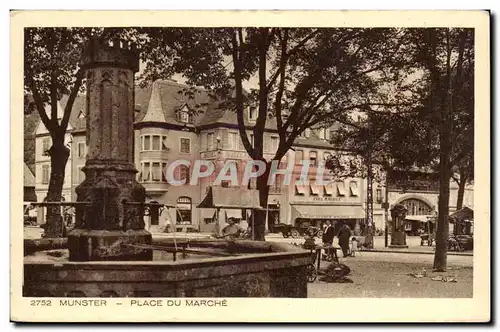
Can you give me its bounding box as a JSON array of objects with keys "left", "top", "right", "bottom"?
[{"left": 361, "top": 249, "right": 473, "bottom": 257}]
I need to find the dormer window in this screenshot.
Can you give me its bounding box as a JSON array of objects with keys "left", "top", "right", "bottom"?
[
  {"left": 176, "top": 105, "right": 193, "bottom": 124},
  {"left": 248, "top": 107, "right": 257, "bottom": 121},
  {"left": 77, "top": 111, "right": 86, "bottom": 129},
  {"left": 177, "top": 110, "right": 189, "bottom": 123}
]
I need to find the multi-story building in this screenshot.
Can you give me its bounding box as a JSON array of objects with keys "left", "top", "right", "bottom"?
[{"left": 31, "top": 79, "right": 473, "bottom": 235}]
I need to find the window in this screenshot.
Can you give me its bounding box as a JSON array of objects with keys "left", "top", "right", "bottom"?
[
  {"left": 142, "top": 162, "right": 151, "bottom": 181},
  {"left": 303, "top": 128, "right": 311, "bottom": 138},
  {"left": 295, "top": 150, "right": 303, "bottom": 165},
  {"left": 221, "top": 181, "right": 230, "bottom": 188},
  {"left": 376, "top": 188, "right": 383, "bottom": 203},
  {"left": 42, "top": 165, "right": 50, "bottom": 184},
  {"left": 161, "top": 162, "right": 168, "bottom": 182},
  {"left": 152, "top": 162, "right": 162, "bottom": 181},
  {"left": 248, "top": 107, "right": 257, "bottom": 121},
  {"left": 318, "top": 128, "right": 327, "bottom": 140},
  {"left": 400, "top": 198, "right": 432, "bottom": 216},
  {"left": 229, "top": 132, "right": 238, "bottom": 150},
  {"left": 143, "top": 136, "right": 151, "bottom": 151},
  {"left": 207, "top": 132, "right": 214, "bottom": 150},
  {"left": 176, "top": 197, "right": 192, "bottom": 224},
  {"left": 141, "top": 135, "right": 168, "bottom": 151},
  {"left": 180, "top": 165, "right": 190, "bottom": 184},
  {"left": 152, "top": 136, "right": 161, "bottom": 150},
  {"left": 77, "top": 111, "right": 85, "bottom": 129},
  {"left": 161, "top": 135, "right": 168, "bottom": 150},
  {"left": 140, "top": 162, "right": 168, "bottom": 182},
  {"left": 270, "top": 174, "right": 282, "bottom": 194},
  {"left": 249, "top": 134, "right": 254, "bottom": 147},
  {"left": 324, "top": 129, "right": 331, "bottom": 140},
  {"left": 42, "top": 138, "right": 51, "bottom": 154},
  {"left": 309, "top": 151, "right": 318, "bottom": 167},
  {"left": 77, "top": 142, "right": 86, "bottom": 158},
  {"left": 177, "top": 110, "right": 190, "bottom": 123},
  {"left": 180, "top": 138, "right": 190, "bottom": 153}
]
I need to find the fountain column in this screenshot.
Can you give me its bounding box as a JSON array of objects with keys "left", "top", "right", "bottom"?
[
  {"left": 68, "top": 39, "right": 152, "bottom": 261},
  {"left": 389, "top": 203, "right": 408, "bottom": 248}
]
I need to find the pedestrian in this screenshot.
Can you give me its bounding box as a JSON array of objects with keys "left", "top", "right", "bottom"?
[
  {"left": 218, "top": 217, "right": 244, "bottom": 239},
  {"left": 338, "top": 222, "right": 352, "bottom": 257},
  {"left": 322, "top": 220, "right": 335, "bottom": 259}
]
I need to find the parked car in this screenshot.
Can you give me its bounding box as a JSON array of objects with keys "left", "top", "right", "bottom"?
[
  {"left": 455, "top": 234, "right": 473, "bottom": 251},
  {"left": 273, "top": 222, "right": 324, "bottom": 239}
]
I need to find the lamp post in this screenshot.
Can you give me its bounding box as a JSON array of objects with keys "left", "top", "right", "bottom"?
[{"left": 365, "top": 110, "right": 374, "bottom": 249}]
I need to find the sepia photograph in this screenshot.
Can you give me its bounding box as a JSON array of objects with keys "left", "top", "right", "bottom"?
[{"left": 11, "top": 10, "right": 490, "bottom": 323}]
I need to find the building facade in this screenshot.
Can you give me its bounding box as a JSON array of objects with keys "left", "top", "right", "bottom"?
[{"left": 31, "top": 79, "right": 473, "bottom": 235}]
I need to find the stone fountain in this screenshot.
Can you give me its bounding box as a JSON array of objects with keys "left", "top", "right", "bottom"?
[{"left": 23, "top": 39, "right": 311, "bottom": 298}]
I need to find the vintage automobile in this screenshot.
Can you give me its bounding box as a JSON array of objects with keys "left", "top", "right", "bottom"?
[
  {"left": 455, "top": 234, "right": 474, "bottom": 251},
  {"left": 273, "top": 219, "right": 325, "bottom": 239}
]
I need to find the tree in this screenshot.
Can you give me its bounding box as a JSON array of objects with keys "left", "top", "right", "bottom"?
[
  {"left": 24, "top": 28, "right": 108, "bottom": 236},
  {"left": 326, "top": 99, "right": 434, "bottom": 244},
  {"left": 392, "top": 28, "right": 474, "bottom": 271},
  {"left": 140, "top": 28, "right": 411, "bottom": 240},
  {"left": 329, "top": 28, "right": 474, "bottom": 270}
]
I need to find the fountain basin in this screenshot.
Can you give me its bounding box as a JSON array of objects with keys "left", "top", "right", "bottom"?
[{"left": 24, "top": 239, "right": 311, "bottom": 298}]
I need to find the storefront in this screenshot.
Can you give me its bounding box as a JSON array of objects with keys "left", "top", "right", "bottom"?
[
  {"left": 450, "top": 207, "right": 474, "bottom": 235},
  {"left": 289, "top": 203, "right": 366, "bottom": 234},
  {"left": 197, "top": 186, "right": 263, "bottom": 235}
]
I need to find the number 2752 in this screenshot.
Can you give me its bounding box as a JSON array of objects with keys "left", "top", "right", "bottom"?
[{"left": 30, "top": 300, "right": 52, "bottom": 306}]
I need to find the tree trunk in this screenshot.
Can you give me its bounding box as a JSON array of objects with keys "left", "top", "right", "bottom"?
[
  {"left": 456, "top": 171, "right": 467, "bottom": 211},
  {"left": 254, "top": 162, "right": 271, "bottom": 241},
  {"left": 43, "top": 137, "right": 70, "bottom": 238}
]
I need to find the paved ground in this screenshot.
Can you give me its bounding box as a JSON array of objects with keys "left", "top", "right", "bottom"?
[{"left": 308, "top": 258, "right": 473, "bottom": 298}]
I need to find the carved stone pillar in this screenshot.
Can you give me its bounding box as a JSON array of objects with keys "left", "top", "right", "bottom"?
[{"left": 68, "top": 39, "right": 152, "bottom": 261}]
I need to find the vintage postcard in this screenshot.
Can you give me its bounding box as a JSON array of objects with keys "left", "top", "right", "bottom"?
[{"left": 10, "top": 10, "right": 490, "bottom": 323}]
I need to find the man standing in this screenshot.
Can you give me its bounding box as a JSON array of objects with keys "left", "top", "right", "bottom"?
[
  {"left": 322, "top": 220, "right": 335, "bottom": 259},
  {"left": 322, "top": 220, "right": 335, "bottom": 245},
  {"left": 338, "top": 223, "right": 352, "bottom": 257}
]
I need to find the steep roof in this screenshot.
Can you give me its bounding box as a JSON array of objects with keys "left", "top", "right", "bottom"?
[
  {"left": 135, "top": 79, "right": 279, "bottom": 130},
  {"left": 135, "top": 80, "right": 211, "bottom": 126},
  {"left": 24, "top": 163, "right": 35, "bottom": 187}
]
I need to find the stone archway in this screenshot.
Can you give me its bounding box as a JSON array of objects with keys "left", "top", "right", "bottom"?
[
  {"left": 397, "top": 198, "right": 434, "bottom": 216},
  {"left": 395, "top": 195, "right": 435, "bottom": 213}
]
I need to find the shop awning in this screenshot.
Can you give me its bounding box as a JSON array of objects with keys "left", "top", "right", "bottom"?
[
  {"left": 405, "top": 215, "right": 435, "bottom": 223},
  {"left": 291, "top": 204, "right": 365, "bottom": 221},
  {"left": 197, "top": 186, "right": 264, "bottom": 210},
  {"left": 200, "top": 209, "right": 216, "bottom": 219},
  {"left": 295, "top": 183, "right": 307, "bottom": 195},
  {"left": 449, "top": 207, "right": 473, "bottom": 222},
  {"left": 310, "top": 184, "right": 320, "bottom": 195},
  {"left": 324, "top": 182, "right": 335, "bottom": 196},
  {"left": 225, "top": 209, "right": 243, "bottom": 219}
]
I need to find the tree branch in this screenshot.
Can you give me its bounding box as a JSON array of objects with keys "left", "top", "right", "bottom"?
[
  {"left": 231, "top": 29, "right": 254, "bottom": 158},
  {"left": 60, "top": 68, "right": 85, "bottom": 131},
  {"left": 266, "top": 28, "right": 319, "bottom": 91},
  {"left": 274, "top": 29, "right": 288, "bottom": 143},
  {"left": 26, "top": 75, "right": 52, "bottom": 132}
]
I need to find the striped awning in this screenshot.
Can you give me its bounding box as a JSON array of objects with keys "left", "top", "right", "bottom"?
[{"left": 291, "top": 205, "right": 365, "bottom": 221}]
